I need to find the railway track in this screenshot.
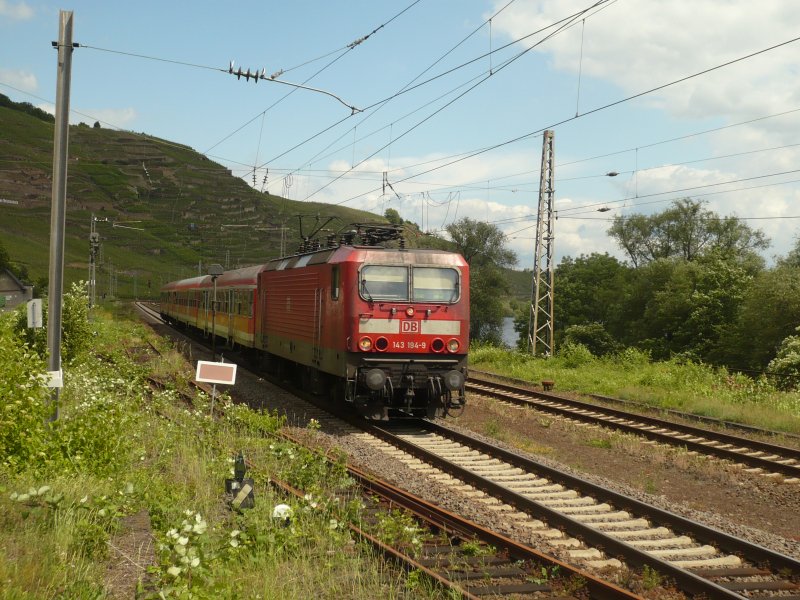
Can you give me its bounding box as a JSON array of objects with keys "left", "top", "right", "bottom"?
[
  {"left": 362, "top": 419, "right": 800, "bottom": 600},
  {"left": 135, "top": 302, "right": 800, "bottom": 598},
  {"left": 467, "top": 375, "right": 800, "bottom": 482},
  {"left": 273, "top": 433, "right": 639, "bottom": 600}
]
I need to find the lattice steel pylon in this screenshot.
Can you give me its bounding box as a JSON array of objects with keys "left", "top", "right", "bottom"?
[{"left": 527, "top": 130, "right": 555, "bottom": 356}]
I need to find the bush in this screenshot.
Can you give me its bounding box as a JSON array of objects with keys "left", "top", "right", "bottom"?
[
  {"left": 557, "top": 342, "right": 594, "bottom": 368},
  {"left": 0, "top": 314, "right": 50, "bottom": 473},
  {"left": 13, "top": 281, "right": 92, "bottom": 364},
  {"left": 562, "top": 323, "right": 620, "bottom": 356},
  {"left": 767, "top": 326, "right": 800, "bottom": 390}
]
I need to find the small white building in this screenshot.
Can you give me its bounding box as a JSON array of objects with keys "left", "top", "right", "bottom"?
[{"left": 0, "top": 268, "right": 33, "bottom": 311}]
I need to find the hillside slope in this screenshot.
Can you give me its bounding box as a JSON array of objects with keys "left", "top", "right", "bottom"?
[{"left": 0, "top": 95, "right": 386, "bottom": 298}]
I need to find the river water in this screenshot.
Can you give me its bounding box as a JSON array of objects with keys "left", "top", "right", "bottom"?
[{"left": 501, "top": 316, "right": 518, "bottom": 348}]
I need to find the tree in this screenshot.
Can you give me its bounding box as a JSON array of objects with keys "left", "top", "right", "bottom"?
[
  {"left": 445, "top": 217, "right": 516, "bottom": 268},
  {"left": 0, "top": 239, "right": 9, "bottom": 272},
  {"left": 445, "top": 218, "right": 517, "bottom": 343},
  {"left": 714, "top": 264, "right": 800, "bottom": 369},
  {"left": 636, "top": 252, "right": 751, "bottom": 361},
  {"left": 552, "top": 253, "right": 631, "bottom": 342},
  {"left": 767, "top": 326, "right": 800, "bottom": 390},
  {"left": 608, "top": 198, "right": 769, "bottom": 267},
  {"left": 383, "top": 207, "right": 402, "bottom": 225}
]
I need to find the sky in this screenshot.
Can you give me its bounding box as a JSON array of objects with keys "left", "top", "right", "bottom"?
[{"left": 2, "top": 0, "right": 800, "bottom": 270}]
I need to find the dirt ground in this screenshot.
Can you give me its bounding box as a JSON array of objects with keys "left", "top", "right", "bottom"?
[{"left": 449, "top": 394, "right": 800, "bottom": 543}]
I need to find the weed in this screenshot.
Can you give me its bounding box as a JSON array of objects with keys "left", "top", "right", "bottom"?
[
  {"left": 642, "top": 564, "right": 663, "bottom": 590},
  {"left": 528, "top": 564, "right": 560, "bottom": 584},
  {"left": 587, "top": 438, "right": 613, "bottom": 449},
  {"left": 484, "top": 418, "right": 501, "bottom": 437}
]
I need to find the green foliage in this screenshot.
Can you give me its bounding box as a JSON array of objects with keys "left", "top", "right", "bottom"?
[
  {"left": 13, "top": 281, "right": 93, "bottom": 364},
  {"left": 0, "top": 314, "right": 49, "bottom": 474},
  {"left": 554, "top": 253, "right": 631, "bottom": 340},
  {"left": 469, "top": 342, "right": 800, "bottom": 433},
  {"left": 445, "top": 217, "right": 517, "bottom": 269},
  {"left": 608, "top": 198, "right": 769, "bottom": 267},
  {"left": 469, "top": 265, "right": 508, "bottom": 343},
  {"left": 443, "top": 218, "right": 517, "bottom": 343},
  {"left": 715, "top": 264, "right": 800, "bottom": 369},
  {"left": 383, "top": 207, "right": 403, "bottom": 225},
  {"left": 0, "top": 92, "right": 55, "bottom": 122},
  {"left": 62, "top": 281, "right": 93, "bottom": 361},
  {"left": 767, "top": 326, "right": 800, "bottom": 390},
  {"left": 375, "top": 509, "right": 425, "bottom": 554},
  {"left": 641, "top": 565, "right": 663, "bottom": 590},
  {"left": 563, "top": 323, "right": 620, "bottom": 356},
  {"left": 557, "top": 342, "right": 595, "bottom": 368}
]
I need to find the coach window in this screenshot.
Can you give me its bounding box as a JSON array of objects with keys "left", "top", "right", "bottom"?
[
  {"left": 412, "top": 267, "right": 459, "bottom": 302},
  {"left": 360, "top": 265, "right": 409, "bottom": 301},
  {"left": 331, "top": 266, "right": 340, "bottom": 300}
]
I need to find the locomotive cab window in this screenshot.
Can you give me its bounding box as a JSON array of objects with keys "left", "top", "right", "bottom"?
[
  {"left": 412, "top": 267, "right": 459, "bottom": 302},
  {"left": 360, "top": 265, "right": 409, "bottom": 301}
]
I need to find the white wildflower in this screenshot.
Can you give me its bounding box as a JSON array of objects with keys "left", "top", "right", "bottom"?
[{"left": 167, "top": 566, "right": 181, "bottom": 577}]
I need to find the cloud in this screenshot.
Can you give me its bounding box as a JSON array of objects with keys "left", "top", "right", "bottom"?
[
  {"left": 489, "top": 1, "right": 800, "bottom": 121},
  {"left": 0, "top": 68, "right": 37, "bottom": 92},
  {"left": 36, "top": 103, "right": 138, "bottom": 128},
  {"left": 0, "top": 0, "right": 33, "bottom": 20}
]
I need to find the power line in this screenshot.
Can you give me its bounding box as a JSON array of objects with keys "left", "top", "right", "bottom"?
[
  {"left": 324, "top": 33, "right": 800, "bottom": 209},
  {"left": 205, "top": 0, "right": 425, "bottom": 158},
  {"left": 256, "top": 0, "right": 608, "bottom": 198},
  {"left": 302, "top": 0, "right": 609, "bottom": 203}
]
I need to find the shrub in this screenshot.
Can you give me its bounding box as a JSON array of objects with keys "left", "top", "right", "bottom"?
[
  {"left": 0, "top": 314, "right": 49, "bottom": 474},
  {"left": 557, "top": 342, "right": 594, "bottom": 368},
  {"left": 767, "top": 326, "right": 800, "bottom": 391},
  {"left": 562, "top": 323, "right": 620, "bottom": 356},
  {"left": 13, "top": 281, "right": 92, "bottom": 364}
]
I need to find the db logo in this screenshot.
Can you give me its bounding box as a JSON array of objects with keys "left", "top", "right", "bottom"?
[{"left": 401, "top": 321, "right": 419, "bottom": 333}]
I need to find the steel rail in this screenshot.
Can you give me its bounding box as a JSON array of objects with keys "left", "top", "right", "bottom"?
[
  {"left": 470, "top": 369, "right": 800, "bottom": 440},
  {"left": 268, "top": 449, "right": 640, "bottom": 600},
  {"left": 467, "top": 377, "right": 800, "bottom": 478},
  {"left": 366, "top": 419, "right": 800, "bottom": 600}
]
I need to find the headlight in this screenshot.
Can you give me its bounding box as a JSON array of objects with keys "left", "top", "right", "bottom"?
[
  {"left": 359, "top": 336, "right": 373, "bottom": 351},
  {"left": 447, "top": 338, "right": 460, "bottom": 353}
]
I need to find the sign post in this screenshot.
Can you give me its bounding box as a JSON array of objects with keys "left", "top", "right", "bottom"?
[{"left": 195, "top": 359, "right": 237, "bottom": 418}]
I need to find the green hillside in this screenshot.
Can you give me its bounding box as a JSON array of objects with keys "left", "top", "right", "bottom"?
[{"left": 0, "top": 94, "right": 390, "bottom": 300}]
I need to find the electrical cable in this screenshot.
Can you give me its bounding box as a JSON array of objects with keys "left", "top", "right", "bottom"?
[
  {"left": 325, "top": 33, "right": 800, "bottom": 209},
  {"left": 302, "top": 0, "right": 608, "bottom": 202}
]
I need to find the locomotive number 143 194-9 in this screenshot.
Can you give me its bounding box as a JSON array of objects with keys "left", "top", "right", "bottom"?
[{"left": 391, "top": 340, "right": 427, "bottom": 350}]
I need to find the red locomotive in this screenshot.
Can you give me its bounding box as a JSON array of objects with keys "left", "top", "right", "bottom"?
[{"left": 160, "top": 224, "right": 469, "bottom": 419}]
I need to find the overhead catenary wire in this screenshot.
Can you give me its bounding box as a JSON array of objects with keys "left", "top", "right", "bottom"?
[
  {"left": 301, "top": 0, "right": 609, "bottom": 203},
  {"left": 321, "top": 33, "right": 800, "bottom": 210},
  {"left": 206, "top": 0, "right": 425, "bottom": 159}
]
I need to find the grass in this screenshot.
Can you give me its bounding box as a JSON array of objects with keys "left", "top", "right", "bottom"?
[
  {"left": 470, "top": 343, "right": 800, "bottom": 435},
  {"left": 0, "top": 304, "right": 450, "bottom": 599}
]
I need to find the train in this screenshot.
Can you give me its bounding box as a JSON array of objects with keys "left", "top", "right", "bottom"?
[{"left": 159, "top": 224, "right": 469, "bottom": 419}]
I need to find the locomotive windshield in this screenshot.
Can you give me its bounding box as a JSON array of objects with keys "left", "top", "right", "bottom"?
[{"left": 360, "top": 265, "right": 459, "bottom": 303}]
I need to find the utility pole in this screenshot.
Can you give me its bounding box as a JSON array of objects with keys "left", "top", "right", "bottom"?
[
  {"left": 527, "top": 130, "right": 555, "bottom": 356},
  {"left": 45, "top": 10, "right": 75, "bottom": 421}
]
